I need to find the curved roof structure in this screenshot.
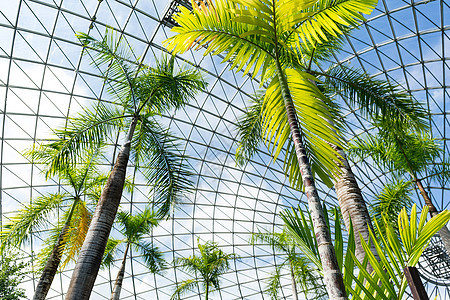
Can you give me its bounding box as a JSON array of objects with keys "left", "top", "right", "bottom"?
[{"left": 0, "top": 0, "right": 449, "bottom": 299}]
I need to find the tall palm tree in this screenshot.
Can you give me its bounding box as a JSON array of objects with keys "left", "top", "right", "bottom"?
[
  {"left": 32, "top": 29, "right": 206, "bottom": 299},
  {"left": 171, "top": 240, "right": 237, "bottom": 300},
  {"left": 236, "top": 63, "right": 428, "bottom": 270},
  {"left": 349, "top": 128, "right": 450, "bottom": 253},
  {"left": 101, "top": 208, "right": 165, "bottom": 300},
  {"left": 251, "top": 227, "right": 326, "bottom": 300},
  {"left": 0, "top": 149, "right": 106, "bottom": 300},
  {"left": 164, "top": 1, "right": 379, "bottom": 297}
]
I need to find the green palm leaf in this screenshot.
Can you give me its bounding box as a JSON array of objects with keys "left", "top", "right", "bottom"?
[
  {"left": 290, "top": 0, "right": 377, "bottom": 49},
  {"left": 318, "top": 65, "right": 429, "bottom": 132},
  {"left": 133, "top": 118, "right": 193, "bottom": 218},
  {"left": 235, "top": 92, "right": 264, "bottom": 166},
  {"left": 171, "top": 278, "right": 200, "bottom": 300},
  {"left": 263, "top": 69, "right": 343, "bottom": 188},
  {"left": 28, "top": 103, "right": 124, "bottom": 178},
  {"left": 370, "top": 179, "right": 413, "bottom": 236},
  {"left": 284, "top": 203, "right": 450, "bottom": 299},
  {"left": 0, "top": 193, "right": 67, "bottom": 251}
]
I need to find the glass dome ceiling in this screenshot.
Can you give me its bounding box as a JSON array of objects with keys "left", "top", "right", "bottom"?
[{"left": 0, "top": 0, "right": 449, "bottom": 299}]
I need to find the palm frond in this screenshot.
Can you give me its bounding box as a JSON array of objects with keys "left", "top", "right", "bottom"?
[
  {"left": 137, "top": 55, "right": 207, "bottom": 115},
  {"left": 264, "top": 266, "right": 282, "bottom": 300},
  {"left": 348, "top": 130, "right": 442, "bottom": 177},
  {"left": 235, "top": 92, "right": 264, "bottom": 166},
  {"left": 164, "top": 0, "right": 277, "bottom": 81},
  {"left": 174, "top": 256, "right": 202, "bottom": 275},
  {"left": 1, "top": 193, "right": 67, "bottom": 251},
  {"left": 27, "top": 103, "right": 124, "bottom": 178},
  {"left": 173, "top": 239, "right": 236, "bottom": 299},
  {"left": 35, "top": 224, "right": 63, "bottom": 272},
  {"left": 370, "top": 179, "right": 413, "bottom": 237},
  {"left": 428, "top": 158, "right": 450, "bottom": 187},
  {"left": 289, "top": 0, "right": 376, "bottom": 53},
  {"left": 133, "top": 118, "right": 193, "bottom": 218},
  {"left": 297, "top": 25, "right": 350, "bottom": 69},
  {"left": 170, "top": 278, "right": 200, "bottom": 300},
  {"left": 281, "top": 207, "right": 322, "bottom": 272},
  {"left": 263, "top": 69, "right": 344, "bottom": 189},
  {"left": 319, "top": 65, "right": 429, "bottom": 132},
  {"left": 117, "top": 208, "right": 158, "bottom": 242},
  {"left": 250, "top": 227, "right": 290, "bottom": 254},
  {"left": 291, "top": 254, "right": 327, "bottom": 299},
  {"left": 135, "top": 241, "right": 166, "bottom": 274},
  {"left": 77, "top": 29, "right": 139, "bottom": 108},
  {"left": 101, "top": 238, "right": 122, "bottom": 268},
  {"left": 60, "top": 200, "right": 92, "bottom": 269}
]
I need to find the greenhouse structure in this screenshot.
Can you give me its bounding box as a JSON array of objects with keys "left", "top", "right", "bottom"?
[{"left": 1, "top": 0, "right": 450, "bottom": 299}]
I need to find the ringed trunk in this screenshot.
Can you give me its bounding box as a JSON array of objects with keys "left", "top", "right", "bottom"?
[
  {"left": 289, "top": 260, "right": 299, "bottom": 300},
  {"left": 66, "top": 118, "right": 138, "bottom": 300},
  {"left": 110, "top": 243, "right": 129, "bottom": 300},
  {"left": 33, "top": 197, "right": 80, "bottom": 300},
  {"left": 415, "top": 179, "right": 450, "bottom": 253},
  {"left": 334, "top": 147, "right": 378, "bottom": 272},
  {"left": 275, "top": 62, "right": 347, "bottom": 299}
]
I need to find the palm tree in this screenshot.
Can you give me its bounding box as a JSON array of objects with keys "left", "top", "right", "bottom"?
[
  {"left": 164, "top": 1, "right": 380, "bottom": 297},
  {"left": 0, "top": 149, "right": 106, "bottom": 300},
  {"left": 101, "top": 208, "right": 165, "bottom": 300},
  {"left": 171, "top": 239, "right": 237, "bottom": 300},
  {"left": 236, "top": 62, "right": 428, "bottom": 272},
  {"left": 250, "top": 227, "right": 326, "bottom": 300},
  {"left": 32, "top": 29, "right": 206, "bottom": 299},
  {"left": 349, "top": 128, "right": 450, "bottom": 253}
]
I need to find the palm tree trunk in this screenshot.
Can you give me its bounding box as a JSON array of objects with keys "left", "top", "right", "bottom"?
[
  {"left": 110, "top": 243, "right": 129, "bottom": 300},
  {"left": 205, "top": 282, "right": 209, "bottom": 300},
  {"left": 334, "top": 147, "right": 378, "bottom": 272},
  {"left": 66, "top": 117, "right": 138, "bottom": 300},
  {"left": 415, "top": 179, "right": 450, "bottom": 253},
  {"left": 275, "top": 61, "right": 347, "bottom": 300},
  {"left": 33, "top": 197, "right": 80, "bottom": 300},
  {"left": 289, "top": 261, "right": 299, "bottom": 300}
]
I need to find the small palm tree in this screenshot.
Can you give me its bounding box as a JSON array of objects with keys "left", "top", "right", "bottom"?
[
  {"left": 32, "top": 28, "right": 206, "bottom": 299},
  {"left": 251, "top": 228, "right": 326, "bottom": 300},
  {"left": 349, "top": 128, "right": 450, "bottom": 253},
  {"left": 101, "top": 208, "right": 165, "bottom": 300},
  {"left": 0, "top": 149, "right": 106, "bottom": 300},
  {"left": 171, "top": 240, "right": 237, "bottom": 300},
  {"left": 164, "top": 1, "right": 380, "bottom": 296}
]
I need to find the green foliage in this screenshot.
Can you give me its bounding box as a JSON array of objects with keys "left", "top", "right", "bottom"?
[
  {"left": 172, "top": 240, "right": 237, "bottom": 300},
  {"left": 133, "top": 117, "right": 194, "bottom": 217},
  {"left": 318, "top": 65, "right": 429, "bottom": 132},
  {"left": 165, "top": 0, "right": 377, "bottom": 190},
  {"left": 235, "top": 92, "right": 264, "bottom": 166},
  {"left": 348, "top": 129, "right": 442, "bottom": 179},
  {"left": 264, "top": 69, "right": 344, "bottom": 189},
  {"left": 370, "top": 179, "right": 413, "bottom": 236},
  {"left": 165, "top": 0, "right": 376, "bottom": 82},
  {"left": 251, "top": 227, "right": 326, "bottom": 299},
  {"left": 282, "top": 204, "right": 450, "bottom": 299},
  {"left": 0, "top": 255, "right": 28, "bottom": 300},
  {"left": 1, "top": 193, "right": 66, "bottom": 251},
  {"left": 1, "top": 149, "right": 106, "bottom": 271}
]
